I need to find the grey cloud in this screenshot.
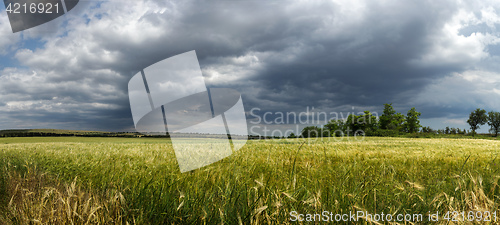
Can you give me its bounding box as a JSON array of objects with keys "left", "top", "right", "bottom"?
[{"left": 1, "top": 0, "right": 500, "bottom": 131}]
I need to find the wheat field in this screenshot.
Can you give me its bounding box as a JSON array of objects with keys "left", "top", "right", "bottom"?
[{"left": 0, "top": 136, "right": 499, "bottom": 224}]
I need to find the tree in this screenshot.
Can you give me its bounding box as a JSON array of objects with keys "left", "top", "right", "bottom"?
[
  {"left": 467, "top": 108, "right": 487, "bottom": 136},
  {"left": 421, "top": 126, "right": 435, "bottom": 133},
  {"left": 300, "top": 126, "right": 321, "bottom": 138},
  {"left": 345, "top": 111, "right": 378, "bottom": 136},
  {"left": 392, "top": 112, "right": 406, "bottom": 132},
  {"left": 300, "top": 126, "right": 331, "bottom": 138},
  {"left": 487, "top": 111, "right": 500, "bottom": 137},
  {"left": 379, "top": 103, "right": 405, "bottom": 132},
  {"left": 404, "top": 107, "right": 421, "bottom": 133},
  {"left": 357, "top": 111, "right": 378, "bottom": 133},
  {"left": 380, "top": 103, "right": 396, "bottom": 130},
  {"left": 325, "top": 119, "right": 346, "bottom": 137}
]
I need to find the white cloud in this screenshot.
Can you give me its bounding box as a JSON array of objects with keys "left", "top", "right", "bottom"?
[
  {"left": 409, "top": 8, "right": 500, "bottom": 68},
  {"left": 413, "top": 70, "right": 500, "bottom": 112},
  {"left": 0, "top": 13, "right": 21, "bottom": 54}
]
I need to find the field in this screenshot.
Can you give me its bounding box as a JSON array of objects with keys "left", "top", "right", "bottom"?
[{"left": 0, "top": 136, "right": 499, "bottom": 224}]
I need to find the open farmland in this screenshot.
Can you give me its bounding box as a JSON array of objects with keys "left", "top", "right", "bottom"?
[{"left": 0, "top": 137, "right": 499, "bottom": 224}]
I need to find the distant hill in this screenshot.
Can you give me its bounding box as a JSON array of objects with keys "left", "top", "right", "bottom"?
[
  {"left": 0, "top": 129, "right": 255, "bottom": 139},
  {"left": 0, "top": 129, "right": 143, "bottom": 138}
]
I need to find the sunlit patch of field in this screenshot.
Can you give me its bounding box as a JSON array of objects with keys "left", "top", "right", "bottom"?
[{"left": 0, "top": 137, "right": 499, "bottom": 224}]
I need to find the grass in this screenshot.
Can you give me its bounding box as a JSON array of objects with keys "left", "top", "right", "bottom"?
[
  {"left": 0, "top": 167, "right": 128, "bottom": 224},
  {"left": 0, "top": 136, "right": 499, "bottom": 224}
]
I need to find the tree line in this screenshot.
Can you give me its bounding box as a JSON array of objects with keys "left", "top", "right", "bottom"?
[
  {"left": 297, "top": 104, "right": 500, "bottom": 138},
  {"left": 467, "top": 108, "right": 500, "bottom": 137}
]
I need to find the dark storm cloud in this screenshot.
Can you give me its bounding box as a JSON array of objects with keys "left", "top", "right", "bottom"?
[{"left": 247, "top": 4, "right": 458, "bottom": 107}]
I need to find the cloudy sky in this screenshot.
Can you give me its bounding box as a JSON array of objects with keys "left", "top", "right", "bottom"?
[{"left": 1, "top": 0, "right": 500, "bottom": 134}]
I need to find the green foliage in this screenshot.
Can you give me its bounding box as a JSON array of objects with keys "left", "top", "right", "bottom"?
[
  {"left": 300, "top": 126, "right": 320, "bottom": 138},
  {"left": 323, "top": 111, "right": 379, "bottom": 137},
  {"left": 368, "top": 129, "right": 399, "bottom": 137},
  {"left": 302, "top": 104, "right": 499, "bottom": 139},
  {"left": 324, "top": 119, "right": 345, "bottom": 135},
  {"left": 421, "top": 126, "right": 434, "bottom": 133},
  {"left": 379, "top": 103, "right": 396, "bottom": 129},
  {"left": 487, "top": 111, "right": 500, "bottom": 137},
  {"left": 404, "top": 107, "right": 422, "bottom": 133},
  {"left": 299, "top": 126, "right": 330, "bottom": 138},
  {"left": 358, "top": 111, "right": 379, "bottom": 133},
  {"left": 378, "top": 103, "right": 405, "bottom": 132},
  {"left": 467, "top": 108, "right": 488, "bottom": 136},
  {"left": 345, "top": 111, "right": 378, "bottom": 136},
  {"left": 379, "top": 104, "right": 393, "bottom": 129}
]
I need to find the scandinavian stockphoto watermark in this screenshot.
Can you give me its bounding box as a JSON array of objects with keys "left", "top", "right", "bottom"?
[
  {"left": 128, "top": 50, "right": 248, "bottom": 173},
  {"left": 248, "top": 107, "right": 377, "bottom": 140},
  {"left": 290, "top": 210, "right": 425, "bottom": 223},
  {"left": 290, "top": 210, "right": 498, "bottom": 223}
]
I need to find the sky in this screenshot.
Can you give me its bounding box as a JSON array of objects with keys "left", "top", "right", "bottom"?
[{"left": 1, "top": 0, "right": 500, "bottom": 135}]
